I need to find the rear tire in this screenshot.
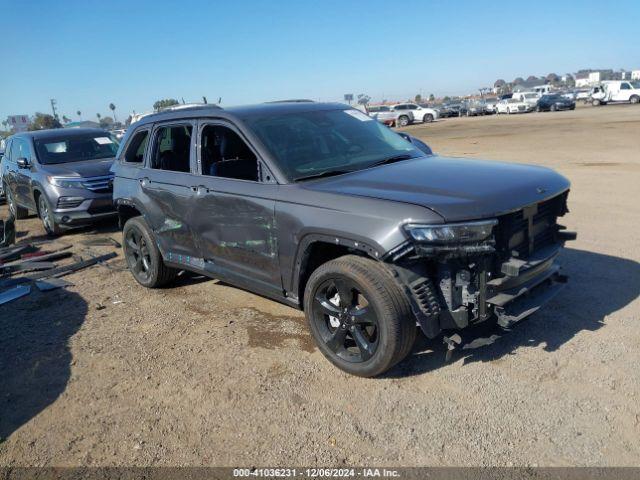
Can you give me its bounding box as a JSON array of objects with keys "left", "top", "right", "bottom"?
[
  {"left": 550, "top": 104, "right": 557, "bottom": 112},
  {"left": 6, "top": 186, "right": 28, "bottom": 219},
  {"left": 592, "top": 99, "right": 601, "bottom": 106},
  {"left": 630, "top": 95, "right": 640, "bottom": 104},
  {"left": 304, "top": 255, "right": 417, "bottom": 377},
  {"left": 397, "top": 115, "right": 410, "bottom": 127},
  {"left": 123, "top": 216, "right": 178, "bottom": 288}
]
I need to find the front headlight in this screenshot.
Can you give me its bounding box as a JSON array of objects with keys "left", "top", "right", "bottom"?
[
  {"left": 48, "top": 176, "right": 83, "bottom": 189},
  {"left": 404, "top": 219, "right": 498, "bottom": 243}
]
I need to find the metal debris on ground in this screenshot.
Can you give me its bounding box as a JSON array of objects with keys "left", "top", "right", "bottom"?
[
  {"left": 0, "top": 285, "right": 31, "bottom": 305},
  {"left": 81, "top": 237, "right": 122, "bottom": 248},
  {"left": 35, "top": 278, "right": 74, "bottom": 292}
]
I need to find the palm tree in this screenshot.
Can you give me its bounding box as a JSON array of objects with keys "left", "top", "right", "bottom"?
[
  {"left": 76, "top": 110, "right": 81, "bottom": 119},
  {"left": 62, "top": 115, "right": 71, "bottom": 124},
  {"left": 96, "top": 113, "right": 101, "bottom": 122},
  {"left": 109, "top": 103, "right": 117, "bottom": 122}
]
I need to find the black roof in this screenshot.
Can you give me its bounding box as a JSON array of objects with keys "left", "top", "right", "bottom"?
[
  {"left": 134, "top": 102, "right": 350, "bottom": 127},
  {"left": 12, "top": 128, "right": 109, "bottom": 140}
]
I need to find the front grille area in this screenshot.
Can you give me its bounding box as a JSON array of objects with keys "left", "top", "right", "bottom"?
[
  {"left": 81, "top": 175, "right": 113, "bottom": 193},
  {"left": 496, "top": 192, "right": 568, "bottom": 258}
]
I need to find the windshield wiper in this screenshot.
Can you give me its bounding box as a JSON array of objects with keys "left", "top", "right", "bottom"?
[
  {"left": 294, "top": 169, "right": 354, "bottom": 182},
  {"left": 369, "top": 153, "right": 415, "bottom": 168}
]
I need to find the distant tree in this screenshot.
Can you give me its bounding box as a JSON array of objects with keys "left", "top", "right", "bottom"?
[
  {"left": 76, "top": 110, "right": 81, "bottom": 119},
  {"left": 99, "top": 116, "right": 114, "bottom": 128},
  {"left": 125, "top": 115, "right": 133, "bottom": 126},
  {"left": 546, "top": 73, "right": 560, "bottom": 84},
  {"left": 62, "top": 115, "right": 71, "bottom": 124},
  {"left": 153, "top": 98, "right": 180, "bottom": 111},
  {"left": 28, "top": 113, "right": 62, "bottom": 131},
  {"left": 494, "top": 79, "right": 506, "bottom": 88},
  {"left": 526, "top": 75, "right": 539, "bottom": 83},
  {"left": 356, "top": 94, "right": 371, "bottom": 106},
  {"left": 109, "top": 103, "right": 117, "bottom": 122},
  {"left": 513, "top": 77, "right": 524, "bottom": 85},
  {"left": 443, "top": 96, "right": 451, "bottom": 102},
  {"left": 428, "top": 93, "right": 435, "bottom": 102},
  {"left": 564, "top": 74, "right": 575, "bottom": 87},
  {"left": 414, "top": 94, "right": 422, "bottom": 103},
  {"left": 96, "top": 113, "right": 101, "bottom": 121}
]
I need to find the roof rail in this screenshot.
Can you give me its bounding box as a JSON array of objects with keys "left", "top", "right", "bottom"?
[
  {"left": 264, "top": 99, "right": 315, "bottom": 104},
  {"left": 159, "top": 103, "right": 223, "bottom": 112}
]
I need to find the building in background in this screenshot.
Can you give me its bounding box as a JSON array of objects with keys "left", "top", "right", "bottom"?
[
  {"left": 632, "top": 70, "right": 640, "bottom": 80},
  {"left": 6, "top": 115, "right": 30, "bottom": 132}
]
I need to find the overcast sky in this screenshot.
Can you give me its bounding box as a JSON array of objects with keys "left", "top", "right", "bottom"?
[{"left": 1, "top": 0, "right": 639, "bottom": 122}]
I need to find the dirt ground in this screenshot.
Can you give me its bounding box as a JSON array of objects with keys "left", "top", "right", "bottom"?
[{"left": 1, "top": 105, "right": 639, "bottom": 467}]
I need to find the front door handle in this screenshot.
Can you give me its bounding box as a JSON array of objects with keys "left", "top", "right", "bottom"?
[{"left": 139, "top": 177, "right": 150, "bottom": 186}]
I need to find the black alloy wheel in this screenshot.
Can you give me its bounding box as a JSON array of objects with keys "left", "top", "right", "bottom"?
[
  {"left": 311, "top": 277, "right": 380, "bottom": 363},
  {"left": 124, "top": 224, "right": 153, "bottom": 284}
]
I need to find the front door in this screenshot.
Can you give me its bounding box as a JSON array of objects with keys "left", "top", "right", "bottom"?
[
  {"left": 14, "top": 138, "right": 36, "bottom": 209},
  {"left": 189, "top": 121, "right": 281, "bottom": 296},
  {"left": 140, "top": 122, "right": 201, "bottom": 267}
]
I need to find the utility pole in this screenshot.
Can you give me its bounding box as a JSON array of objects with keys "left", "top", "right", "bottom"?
[{"left": 50, "top": 99, "right": 59, "bottom": 119}]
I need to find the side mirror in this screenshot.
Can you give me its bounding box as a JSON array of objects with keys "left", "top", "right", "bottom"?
[{"left": 16, "top": 157, "right": 30, "bottom": 169}]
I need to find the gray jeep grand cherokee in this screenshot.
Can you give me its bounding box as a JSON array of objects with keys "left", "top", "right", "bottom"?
[{"left": 112, "top": 102, "right": 575, "bottom": 377}]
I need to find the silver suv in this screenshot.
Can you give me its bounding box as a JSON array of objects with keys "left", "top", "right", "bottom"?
[{"left": 1, "top": 128, "right": 119, "bottom": 235}]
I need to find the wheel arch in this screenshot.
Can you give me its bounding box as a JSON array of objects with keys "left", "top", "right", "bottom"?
[
  {"left": 115, "top": 199, "right": 145, "bottom": 230},
  {"left": 292, "top": 233, "right": 385, "bottom": 308}
]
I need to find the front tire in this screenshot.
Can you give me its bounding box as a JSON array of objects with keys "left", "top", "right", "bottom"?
[
  {"left": 123, "top": 216, "right": 178, "bottom": 288},
  {"left": 423, "top": 114, "right": 434, "bottom": 123},
  {"left": 304, "top": 255, "right": 417, "bottom": 377},
  {"left": 630, "top": 95, "right": 640, "bottom": 104},
  {"left": 37, "top": 194, "right": 62, "bottom": 236}
]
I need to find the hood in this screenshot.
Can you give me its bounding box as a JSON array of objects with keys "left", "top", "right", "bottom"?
[
  {"left": 303, "top": 155, "right": 570, "bottom": 222},
  {"left": 42, "top": 158, "right": 115, "bottom": 178}
]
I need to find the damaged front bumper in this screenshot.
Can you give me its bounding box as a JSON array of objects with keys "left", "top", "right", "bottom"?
[{"left": 390, "top": 240, "right": 573, "bottom": 341}]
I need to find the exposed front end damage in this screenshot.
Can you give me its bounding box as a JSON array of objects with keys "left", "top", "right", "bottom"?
[{"left": 386, "top": 191, "right": 576, "bottom": 343}]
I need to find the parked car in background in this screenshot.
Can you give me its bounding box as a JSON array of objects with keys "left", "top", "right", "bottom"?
[
  {"left": 0, "top": 128, "right": 119, "bottom": 235},
  {"left": 536, "top": 94, "right": 576, "bottom": 112},
  {"left": 368, "top": 105, "right": 414, "bottom": 127},
  {"left": 0, "top": 140, "right": 5, "bottom": 201},
  {"left": 591, "top": 81, "right": 640, "bottom": 105},
  {"left": 496, "top": 98, "right": 533, "bottom": 114},
  {"left": 498, "top": 93, "right": 513, "bottom": 101},
  {"left": 436, "top": 104, "right": 459, "bottom": 118},
  {"left": 111, "top": 128, "right": 127, "bottom": 140},
  {"left": 391, "top": 103, "right": 439, "bottom": 123},
  {"left": 466, "top": 100, "right": 487, "bottom": 116},
  {"left": 113, "top": 101, "right": 574, "bottom": 377},
  {"left": 483, "top": 97, "right": 498, "bottom": 114},
  {"left": 512, "top": 92, "right": 540, "bottom": 110}
]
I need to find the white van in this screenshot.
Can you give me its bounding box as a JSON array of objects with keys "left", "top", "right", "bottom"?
[
  {"left": 532, "top": 85, "right": 552, "bottom": 95},
  {"left": 592, "top": 81, "right": 640, "bottom": 105}
]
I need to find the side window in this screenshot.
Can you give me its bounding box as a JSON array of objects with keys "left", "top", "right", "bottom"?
[
  {"left": 395, "top": 105, "right": 406, "bottom": 110},
  {"left": 621, "top": 83, "right": 631, "bottom": 90},
  {"left": 200, "top": 125, "right": 258, "bottom": 181},
  {"left": 124, "top": 130, "right": 149, "bottom": 164},
  {"left": 11, "top": 139, "right": 28, "bottom": 161},
  {"left": 151, "top": 125, "right": 192, "bottom": 173}
]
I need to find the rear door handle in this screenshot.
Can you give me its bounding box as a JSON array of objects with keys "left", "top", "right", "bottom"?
[{"left": 139, "top": 177, "right": 150, "bottom": 186}]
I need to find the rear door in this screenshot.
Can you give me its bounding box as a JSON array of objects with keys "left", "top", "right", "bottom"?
[
  {"left": 140, "top": 121, "right": 201, "bottom": 266},
  {"left": 189, "top": 120, "right": 281, "bottom": 296}
]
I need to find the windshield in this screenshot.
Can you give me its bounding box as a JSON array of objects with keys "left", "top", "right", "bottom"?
[
  {"left": 244, "top": 109, "right": 423, "bottom": 181},
  {"left": 35, "top": 132, "right": 119, "bottom": 164}
]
